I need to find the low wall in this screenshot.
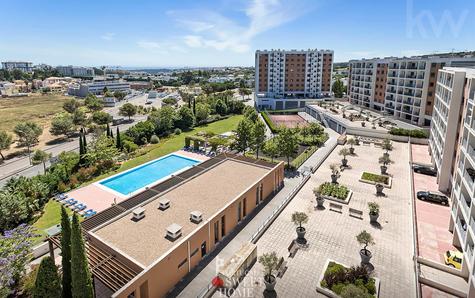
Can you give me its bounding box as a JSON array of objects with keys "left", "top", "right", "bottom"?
[{"left": 32, "top": 242, "right": 50, "bottom": 259}]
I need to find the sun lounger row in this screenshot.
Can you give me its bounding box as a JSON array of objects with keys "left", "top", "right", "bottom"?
[{"left": 54, "top": 193, "right": 97, "bottom": 218}]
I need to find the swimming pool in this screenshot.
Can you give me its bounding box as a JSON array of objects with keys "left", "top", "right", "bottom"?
[{"left": 99, "top": 154, "right": 199, "bottom": 196}]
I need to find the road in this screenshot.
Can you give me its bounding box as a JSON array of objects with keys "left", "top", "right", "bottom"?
[{"left": 0, "top": 93, "right": 162, "bottom": 186}]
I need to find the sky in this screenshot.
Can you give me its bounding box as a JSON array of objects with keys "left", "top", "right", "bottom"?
[{"left": 1, "top": 0, "right": 475, "bottom": 67}]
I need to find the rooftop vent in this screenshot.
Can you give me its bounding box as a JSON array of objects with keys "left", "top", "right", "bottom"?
[
  {"left": 132, "top": 207, "right": 145, "bottom": 221},
  {"left": 166, "top": 223, "right": 182, "bottom": 241},
  {"left": 159, "top": 198, "right": 170, "bottom": 210},
  {"left": 190, "top": 211, "right": 203, "bottom": 224}
]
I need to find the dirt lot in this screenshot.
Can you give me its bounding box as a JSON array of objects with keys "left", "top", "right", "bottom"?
[
  {"left": 0, "top": 93, "right": 70, "bottom": 154},
  {"left": 269, "top": 114, "right": 308, "bottom": 128}
]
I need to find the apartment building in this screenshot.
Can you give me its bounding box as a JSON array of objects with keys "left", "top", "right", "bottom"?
[
  {"left": 446, "top": 68, "right": 475, "bottom": 297},
  {"left": 68, "top": 80, "right": 130, "bottom": 97},
  {"left": 1, "top": 61, "right": 33, "bottom": 72},
  {"left": 348, "top": 54, "right": 475, "bottom": 126},
  {"left": 429, "top": 68, "right": 468, "bottom": 192},
  {"left": 255, "top": 49, "right": 333, "bottom": 110},
  {"left": 79, "top": 154, "right": 284, "bottom": 298},
  {"left": 56, "top": 65, "right": 95, "bottom": 77}
]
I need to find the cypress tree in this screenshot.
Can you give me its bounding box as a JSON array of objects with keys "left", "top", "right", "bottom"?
[
  {"left": 79, "top": 134, "right": 83, "bottom": 156},
  {"left": 116, "top": 127, "right": 122, "bottom": 149},
  {"left": 110, "top": 127, "right": 114, "bottom": 138},
  {"left": 71, "top": 213, "right": 94, "bottom": 298},
  {"left": 193, "top": 97, "right": 196, "bottom": 115},
  {"left": 60, "top": 206, "right": 72, "bottom": 298},
  {"left": 106, "top": 123, "right": 110, "bottom": 137},
  {"left": 82, "top": 134, "right": 87, "bottom": 154},
  {"left": 34, "top": 256, "right": 61, "bottom": 298}
]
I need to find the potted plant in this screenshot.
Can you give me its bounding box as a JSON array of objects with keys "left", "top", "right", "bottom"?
[
  {"left": 382, "top": 138, "right": 393, "bottom": 158},
  {"left": 291, "top": 211, "right": 309, "bottom": 240},
  {"left": 355, "top": 137, "right": 360, "bottom": 145},
  {"left": 329, "top": 163, "right": 340, "bottom": 183},
  {"left": 314, "top": 187, "right": 324, "bottom": 207},
  {"left": 347, "top": 138, "right": 356, "bottom": 154},
  {"left": 258, "top": 252, "right": 279, "bottom": 292},
  {"left": 375, "top": 183, "right": 384, "bottom": 195},
  {"left": 378, "top": 120, "right": 383, "bottom": 127},
  {"left": 372, "top": 123, "right": 376, "bottom": 129},
  {"left": 368, "top": 202, "right": 380, "bottom": 223},
  {"left": 339, "top": 148, "right": 350, "bottom": 167},
  {"left": 356, "top": 230, "right": 375, "bottom": 264},
  {"left": 378, "top": 155, "right": 393, "bottom": 175},
  {"left": 361, "top": 121, "right": 366, "bottom": 127}
]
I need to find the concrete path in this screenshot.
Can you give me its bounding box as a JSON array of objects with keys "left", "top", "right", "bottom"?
[{"left": 174, "top": 130, "right": 338, "bottom": 297}]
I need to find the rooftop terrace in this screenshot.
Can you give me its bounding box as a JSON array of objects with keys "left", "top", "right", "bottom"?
[{"left": 91, "top": 157, "right": 274, "bottom": 267}]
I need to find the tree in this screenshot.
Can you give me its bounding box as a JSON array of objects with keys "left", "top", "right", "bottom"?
[
  {"left": 125, "top": 121, "right": 155, "bottom": 145},
  {"left": 258, "top": 252, "right": 279, "bottom": 283},
  {"left": 382, "top": 138, "right": 393, "bottom": 154},
  {"left": 251, "top": 120, "right": 266, "bottom": 158},
  {"left": 72, "top": 109, "right": 88, "bottom": 128},
  {"left": 0, "top": 130, "right": 13, "bottom": 160},
  {"left": 215, "top": 99, "right": 228, "bottom": 116},
  {"left": 195, "top": 103, "right": 210, "bottom": 123},
  {"left": 85, "top": 134, "right": 119, "bottom": 166},
  {"left": 263, "top": 140, "right": 279, "bottom": 162},
  {"left": 233, "top": 119, "right": 252, "bottom": 153},
  {"left": 244, "top": 107, "right": 258, "bottom": 123},
  {"left": 307, "top": 122, "right": 324, "bottom": 145},
  {"left": 116, "top": 127, "right": 122, "bottom": 149},
  {"left": 14, "top": 122, "right": 43, "bottom": 163},
  {"left": 332, "top": 78, "right": 345, "bottom": 98},
  {"left": 84, "top": 94, "right": 103, "bottom": 111},
  {"left": 60, "top": 206, "right": 72, "bottom": 298},
  {"left": 291, "top": 211, "right": 308, "bottom": 229},
  {"left": 63, "top": 99, "right": 79, "bottom": 113},
  {"left": 339, "top": 148, "right": 350, "bottom": 166},
  {"left": 356, "top": 230, "right": 375, "bottom": 256},
  {"left": 175, "top": 106, "right": 195, "bottom": 130},
  {"left": 70, "top": 214, "right": 94, "bottom": 298},
  {"left": 50, "top": 112, "right": 75, "bottom": 139},
  {"left": 33, "top": 256, "right": 61, "bottom": 298},
  {"left": 92, "top": 111, "right": 112, "bottom": 125},
  {"left": 378, "top": 155, "right": 393, "bottom": 167},
  {"left": 277, "top": 127, "right": 298, "bottom": 168},
  {"left": 113, "top": 91, "right": 126, "bottom": 101},
  {"left": 149, "top": 106, "right": 175, "bottom": 134},
  {"left": 119, "top": 103, "right": 137, "bottom": 120},
  {"left": 0, "top": 224, "right": 37, "bottom": 297},
  {"left": 31, "top": 150, "right": 51, "bottom": 173}
]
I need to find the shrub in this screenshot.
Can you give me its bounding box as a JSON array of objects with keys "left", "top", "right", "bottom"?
[
  {"left": 318, "top": 182, "right": 349, "bottom": 200},
  {"left": 260, "top": 111, "right": 280, "bottom": 133},
  {"left": 174, "top": 128, "right": 182, "bottom": 135},
  {"left": 322, "top": 262, "right": 374, "bottom": 297},
  {"left": 389, "top": 127, "right": 428, "bottom": 138},
  {"left": 361, "top": 172, "right": 389, "bottom": 184},
  {"left": 150, "top": 135, "right": 160, "bottom": 144}
]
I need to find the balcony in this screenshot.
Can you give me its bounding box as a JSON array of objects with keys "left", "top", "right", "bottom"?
[
  {"left": 464, "top": 170, "right": 475, "bottom": 189},
  {"left": 470, "top": 217, "right": 475, "bottom": 235},
  {"left": 468, "top": 243, "right": 475, "bottom": 263},
  {"left": 461, "top": 193, "right": 472, "bottom": 216},
  {"left": 458, "top": 217, "right": 468, "bottom": 241}
]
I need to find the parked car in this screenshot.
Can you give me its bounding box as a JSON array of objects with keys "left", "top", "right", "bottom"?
[
  {"left": 413, "top": 164, "right": 437, "bottom": 176},
  {"left": 444, "top": 250, "right": 462, "bottom": 269},
  {"left": 416, "top": 191, "right": 449, "bottom": 205}
]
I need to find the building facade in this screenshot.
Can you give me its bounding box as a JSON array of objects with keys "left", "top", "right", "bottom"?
[
  {"left": 429, "top": 68, "right": 468, "bottom": 192},
  {"left": 1, "top": 61, "right": 33, "bottom": 72},
  {"left": 68, "top": 80, "right": 130, "bottom": 97},
  {"left": 445, "top": 68, "right": 475, "bottom": 297},
  {"left": 255, "top": 49, "right": 333, "bottom": 110},
  {"left": 56, "top": 65, "right": 95, "bottom": 77},
  {"left": 348, "top": 54, "right": 475, "bottom": 126}
]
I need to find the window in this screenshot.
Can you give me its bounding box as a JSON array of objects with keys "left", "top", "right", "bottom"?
[
  {"left": 214, "top": 221, "right": 219, "bottom": 243},
  {"left": 221, "top": 215, "right": 226, "bottom": 237},
  {"left": 243, "top": 198, "right": 247, "bottom": 217},
  {"left": 237, "top": 201, "right": 242, "bottom": 222},
  {"left": 128, "top": 291, "right": 136, "bottom": 298},
  {"left": 191, "top": 248, "right": 199, "bottom": 257}
]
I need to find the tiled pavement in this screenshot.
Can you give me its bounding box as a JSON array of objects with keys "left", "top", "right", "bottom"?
[
  {"left": 229, "top": 140, "right": 417, "bottom": 297},
  {"left": 175, "top": 129, "right": 338, "bottom": 297}
]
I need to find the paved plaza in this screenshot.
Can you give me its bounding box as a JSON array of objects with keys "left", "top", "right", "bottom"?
[{"left": 229, "top": 139, "right": 417, "bottom": 297}]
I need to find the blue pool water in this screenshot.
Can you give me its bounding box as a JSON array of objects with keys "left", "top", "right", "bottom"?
[{"left": 100, "top": 154, "right": 199, "bottom": 195}]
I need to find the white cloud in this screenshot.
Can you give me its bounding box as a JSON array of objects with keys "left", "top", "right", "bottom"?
[
  {"left": 170, "top": 0, "right": 313, "bottom": 53},
  {"left": 101, "top": 32, "right": 115, "bottom": 41}
]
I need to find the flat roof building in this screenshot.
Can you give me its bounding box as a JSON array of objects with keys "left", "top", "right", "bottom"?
[
  {"left": 81, "top": 154, "right": 284, "bottom": 297},
  {"left": 56, "top": 65, "right": 95, "bottom": 77},
  {"left": 1, "top": 61, "right": 33, "bottom": 72},
  {"left": 255, "top": 49, "right": 333, "bottom": 110}
]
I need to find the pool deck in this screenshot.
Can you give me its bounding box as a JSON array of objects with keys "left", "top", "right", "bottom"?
[{"left": 64, "top": 150, "right": 209, "bottom": 213}]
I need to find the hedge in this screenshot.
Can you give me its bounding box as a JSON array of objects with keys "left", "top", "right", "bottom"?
[
  {"left": 291, "top": 146, "right": 318, "bottom": 169},
  {"left": 260, "top": 110, "right": 280, "bottom": 134},
  {"left": 389, "top": 128, "right": 428, "bottom": 138}
]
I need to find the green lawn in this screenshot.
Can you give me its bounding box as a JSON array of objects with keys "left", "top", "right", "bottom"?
[
  {"left": 32, "top": 200, "right": 72, "bottom": 244},
  {"left": 89, "top": 114, "right": 243, "bottom": 183},
  {"left": 31, "top": 115, "right": 244, "bottom": 240}
]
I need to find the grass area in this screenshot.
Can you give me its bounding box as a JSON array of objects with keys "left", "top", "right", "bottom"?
[
  {"left": 361, "top": 172, "right": 389, "bottom": 184},
  {"left": 89, "top": 114, "right": 244, "bottom": 183},
  {"left": 0, "top": 93, "right": 70, "bottom": 133},
  {"left": 32, "top": 200, "right": 72, "bottom": 244}
]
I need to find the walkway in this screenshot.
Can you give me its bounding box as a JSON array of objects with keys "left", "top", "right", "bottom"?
[{"left": 174, "top": 128, "right": 338, "bottom": 297}]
